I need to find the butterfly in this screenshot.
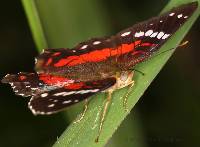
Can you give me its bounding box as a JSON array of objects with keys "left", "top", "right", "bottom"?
[{"left": 1, "top": 2, "right": 198, "bottom": 142}]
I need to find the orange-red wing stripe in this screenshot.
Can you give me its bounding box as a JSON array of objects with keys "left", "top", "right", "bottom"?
[
  {"left": 64, "top": 82, "right": 85, "bottom": 90},
  {"left": 39, "top": 74, "right": 74, "bottom": 86},
  {"left": 54, "top": 40, "right": 144, "bottom": 67},
  {"left": 45, "top": 58, "right": 53, "bottom": 66}
]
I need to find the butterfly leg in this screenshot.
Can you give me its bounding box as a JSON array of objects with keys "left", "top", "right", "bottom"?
[
  {"left": 95, "top": 90, "right": 112, "bottom": 142},
  {"left": 117, "top": 71, "right": 135, "bottom": 112},
  {"left": 122, "top": 81, "right": 135, "bottom": 112},
  {"left": 73, "top": 99, "right": 89, "bottom": 124}
]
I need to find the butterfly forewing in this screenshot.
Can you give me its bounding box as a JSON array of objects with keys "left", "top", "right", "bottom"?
[
  {"left": 35, "top": 2, "right": 197, "bottom": 78},
  {"left": 115, "top": 2, "right": 198, "bottom": 68}
]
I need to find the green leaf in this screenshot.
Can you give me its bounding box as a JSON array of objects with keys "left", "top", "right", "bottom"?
[
  {"left": 22, "top": 0, "right": 48, "bottom": 49},
  {"left": 106, "top": 110, "right": 147, "bottom": 147},
  {"left": 21, "top": 0, "right": 200, "bottom": 147}
]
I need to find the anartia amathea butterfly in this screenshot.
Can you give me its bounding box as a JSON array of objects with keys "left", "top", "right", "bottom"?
[{"left": 1, "top": 2, "right": 198, "bottom": 142}]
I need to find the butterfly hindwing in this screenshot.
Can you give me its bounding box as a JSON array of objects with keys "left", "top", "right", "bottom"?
[{"left": 28, "top": 77, "right": 116, "bottom": 115}]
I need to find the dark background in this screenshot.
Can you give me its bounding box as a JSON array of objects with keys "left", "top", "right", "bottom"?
[{"left": 0, "top": 0, "right": 199, "bottom": 147}]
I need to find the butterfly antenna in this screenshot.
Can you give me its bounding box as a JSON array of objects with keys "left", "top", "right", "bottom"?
[
  {"left": 155, "top": 40, "right": 189, "bottom": 57},
  {"left": 133, "top": 69, "right": 145, "bottom": 76},
  {"left": 131, "top": 41, "right": 189, "bottom": 76}
]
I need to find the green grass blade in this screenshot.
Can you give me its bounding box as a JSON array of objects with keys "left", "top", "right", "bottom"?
[
  {"left": 106, "top": 111, "right": 147, "bottom": 147},
  {"left": 21, "top": 0, "right": 48, "bottom": 49},
  {"left": 53, "top": 1, "right": 200, "bottom": 147}
]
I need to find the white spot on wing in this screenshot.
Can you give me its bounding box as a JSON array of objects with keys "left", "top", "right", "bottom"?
[
  {"left": 150, "top": 32, "right": 158, "bottom": 38},
  {"left": 177, "top": 14, "right": 183, "bottom": 18},
  {"left": 41, "top": 93, "right": 48, "bottom": 97},
  {"left": 28, "top": 98, "right": 37, "bottom": 115},
  {"left": 18, "top": 93, "right": 24, "bottom": 96},
  {"left": 77, "top": 89, "right": 99, "bottom": 94},
  {"left": 63, "top": 100, "right": 72, "bottom": 104},
  {"left": 39, "top": 83, "right": 43, "bottom": 86},
  {"left": 40, "top": 112, "right": 45, "bottom": 115},
  {"left": 160, "top": 20, "right": 163, "bottom": 23},
  {"left": 157, "top": 32, "right": 165, "bottom": 39},
  {"left": 184, "top": 16, "right": 188, "bottom": 19},
  {"left": 80, "top": 45, "right": 88, "bottom": 49},
  {"left": 135, "top": 31, "right": 144, "bottom": 37},
  {"left": 74, "top": 99, "right": 79, "bottom": 102},
  {"left": 145, "top": 30, "right": 153, "bottom": 36},
  {"left": 93, "top": 41, "right": 101, "bottom": 45},
  {"left": 169, "top": 12, "right": 175, "bottom": 16},
  {"left": 54, "top": 91, "right": 75, "bottom": 96},
  {"left": 46, "top": 112, "right": 54, "bottom": 115},
  {"left": 48, "top": 104, "right": 55, "bottom": 108},
  {"left": 121, "top": 31, "right": 131, "bottom": 37},
  {"left": 53, "top": 89, "right": 99, "bottom": 96},
  {"left": 5, "top": 74, "right": 10, "bottom": 77},
  {"left": 162, "top": 34, "right": 170, "bottom": 39}
]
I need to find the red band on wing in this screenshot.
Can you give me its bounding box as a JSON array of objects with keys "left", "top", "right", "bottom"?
[
  {"left": 54, "top": 40, "right": 142, "bottom": 67},
  {"left": 39, "top": 74, "right": 74, "bottom": 86},
  {"left": 64, "top": 82, "right": 85, "bottom": 90},
  {"left": 45, "top": 58, "right": 53, "bottom": 66},
  {"left": 141, "top": 42, "right": 155, "bottom": 47},
  {"left": 52, "top": 52, "right": 61, "bottom": 56},
  {"left": 19, "top": 75, "right": 27, "bottom": 81}
]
